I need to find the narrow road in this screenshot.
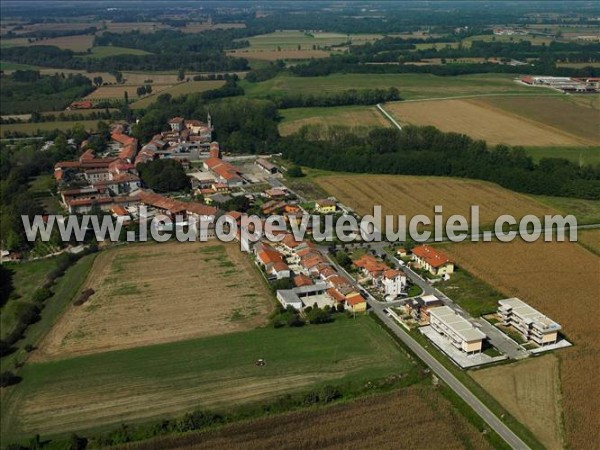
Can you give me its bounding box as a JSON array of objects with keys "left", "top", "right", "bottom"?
[
  {"left": 376, "top": 103, "right": 402, "bottom": 130},
  {"left": 324, "top": 251, "right": 530, "bottom": 449}
]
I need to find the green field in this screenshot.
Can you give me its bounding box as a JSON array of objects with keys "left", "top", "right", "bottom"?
[
  {"left": 1, "top": 315, "right": 412, "bottom": 440},
  {"left": 1, "top": 120, "right": 100, "bottom": 136},
  {"left": 1, "top": 254, "right": 96, "bottom": 371},
  {"left": 531, "top": 195, "right": 600, "bottom": 225},
  {"left": 130, "top": 80, "right": 225, "bottom": 109},
  {"left": 241, "top": 73, "right": 554, "bottom": 101},
  {"left": 237, "top": 30, "right": 382, "bottom": 51},
  {"left": 0, "top": 60, "right": 40, "bottom": 71},
  {"left": 82, "top": 45, "right": 152, "bottom": 58},
  {"left": 523, "top": 146, "right": 600, "bottom": 165}
]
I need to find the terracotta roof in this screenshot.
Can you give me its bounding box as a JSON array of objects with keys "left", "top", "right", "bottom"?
[
  {"left": 354, "top": 254, "right": 388, "bottom": 274},
  {"left": 328, "top": 275, "right": 351, "bottom": 288},
  {"left": 294, "top": 274, "right": 313, "bottom": 287},
  {"left": 272, "top": 261, "right": 290, "bottom": 272},
  {"left": 346, "top": 293, "right": 366, "bottom": 306},
  {"left": 327, "top": 287, "right": 346, "bottom": 302},
  {"left": 412, "top": 245, "right": 453, "bottom": 268},
  {"left": 316, "top": 198, "right": 336, "bottom": 207},
  {"left": 384, "top": 269, "right": 405, "bottom": 279},
  {"left": 111, "top": 205, "right": 129, "bottom": 216},
  {"left": 281, "top": 233, "right": 302, "bottom": 249},
  {"left": 258, "top": 246, "right": 284, "bottom": 265}
]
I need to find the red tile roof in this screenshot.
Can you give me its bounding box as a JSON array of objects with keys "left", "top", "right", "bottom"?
[
  {"left": 412, "top": 245, "right": 453, "bottom": 268},
  {"left": 294, "top": 274, "right": 313, "bottom": 287}
]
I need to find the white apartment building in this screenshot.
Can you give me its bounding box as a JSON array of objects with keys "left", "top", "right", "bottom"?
[
  {"left": 381, "top": 269, "right": 407, "bottom": 298},
  {"left": 498, "top": 298, "right": 561, "bottom": 346},
  {"left": 429, "top": 306, "right": 486, "bottom": 354}
]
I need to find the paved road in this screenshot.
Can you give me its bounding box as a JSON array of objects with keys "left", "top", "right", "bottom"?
[{"left": 324, "top": 253, "right": 530, "bottom": 449}]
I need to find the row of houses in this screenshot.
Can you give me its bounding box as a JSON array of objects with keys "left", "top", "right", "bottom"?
[
  {"left": 254, "top": 236, "right": 368, "bottom": 313},
  {"left": 353, "top": 254, "right": 407, "bottom": 299}
]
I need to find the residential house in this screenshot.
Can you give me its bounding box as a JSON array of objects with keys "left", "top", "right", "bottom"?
[
  {"left": 412, "top": 245, "right": 454, "bottom": 276},
  {"left": 315, "top": 198, "right": 337, "bottom": 214},
  {"left": 256, "top": 158, "right": 278, "bottom": 174},
  {"left": 381, "top": 269, "right": 407, "bottom": 298}
]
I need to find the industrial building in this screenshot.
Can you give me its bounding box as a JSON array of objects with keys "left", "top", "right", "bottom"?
[
  {"left": 498, "top": 298, "right": 561, "bottom": 346},
  {"left": 428, "top": 306, "right": 486, "bottom": 354}
]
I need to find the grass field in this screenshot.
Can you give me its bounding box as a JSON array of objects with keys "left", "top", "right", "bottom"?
[
  {"left": 442, "top": 240, "right": 600, "bottom": 450},
  {"left": 130, "top": 80, "right": 225, "bottom": 109},
  {"left": 472, "top": 354, "right": 564, "bottom": 450},
  {"left": 237, "top": 30, "right": 382, "bottom": 51},
  {"left": 278, "top": 105, "right": 390, "bottom": 135},
  {"left": 523, "top": 146, "right": 600, "bottom": 165},
  {"left": 1, "top": 315, "right": 413, "bottom": 439},
  {"left": 2, "top": 254, "right": 97, "bottom": 371},
  {"left": 241, "top": 73, "right": 555, "bottom": 100},
  {"left": 1, "top": 120, "right": 99, "bottom": 136},
  {"left": 385, "top": 97, "right": 596, "bottom": 146},
  {"left": 227, "top": 48, "right": 332, "bottom": 61},
  {"left": 34, "top": 242, "right": 273, "bottom": 361},
  {"left": 315, "top": 174, "right": 555, "bottom": 228},
  {"left": 531, "top": 195, "right": 600, "bottom": 225},
  {"left": 83, "top": 46, "right": 152, "bottom": 58},
  {"left": 576, "top": 229, "right": 600, "bottom": 256},
  {"left": 124, "top": 385, "right": 493, "bottom": 450}
]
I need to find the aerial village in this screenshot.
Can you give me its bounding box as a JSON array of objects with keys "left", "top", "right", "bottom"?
[{"left": 50, "top": 116, "right": 569, "bottom": 370}]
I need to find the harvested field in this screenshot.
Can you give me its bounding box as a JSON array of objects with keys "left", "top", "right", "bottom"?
[
  {"left": 443, "top": 240, "right": 600, "bottom": 450},
  {"left": 279, "top": 106, "right": 390, "bottom": 135},
  {"left": 316, "top": 174, "right": 555, "bottom": 228},
  {"left": 84, "top": 85, "right": 152, "bottom": 100},
  {"left": 2, "top": 35, "right": 94, "bottom": 51},
  {"left": 472, "top": 355, "right": 564, "bottom": 450},
  {"left": 121, "top": 385, "right": 493, "bottom": 450},
  {"left": 385, "top": 98, "right": 595, "bottom": 146},
  {"left": 33, "top": 242, "right": 273, "bottom": 361},
  {"left": 1, "top": 316, "right": 412, "bottom": 438},
  {"left": 474, "top": 96, "right": 600, "bottom": 144}
]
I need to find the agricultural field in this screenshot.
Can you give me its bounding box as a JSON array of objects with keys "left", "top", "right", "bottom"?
[
  {"left": 34, "top": 242, "right": 273, "bottom": 361},
  {"left": 278, "top": 105, "right": 390, "bottom": 135},
  {"left": 130, "top": 80, "right": 225, "bottom": 109},
  {"left": 577, "top": 229, "right": 600, "bottom": 256},
  {"left": 180, "top": 22, "right": 246, "bottom": 33},
  {"left": 227, "top": 30, "right": 382, "bottom": 61},
  {"left": 241, "top": 73, "right": 554, "bottom": 101},
  {"left": 0, "top": 34, "right": 94, "bottom": 52},
  {"left": 1, "top": 120, "right": 99, "bottom": 136},
  {"left": 443, "top": 239, "right": 600, "bottom": 450},
  {"left": 84, "top": 85, "right": 151, "bottom": 100},
  {"left": 385, "top": 97, "right": 595, "bottom": 146},
  {"left": 556, "top": 61, "right": 600, "bottom": 68},
  {"left": 1, "top": 315, "right": 413, "bottom": 439},
  {"left": 315, "top": 174, "right": 555, "bottom": 228},
  {"left": 124, "top": 385, "right": 493, "bottom": 450},
  {"left": 472, "top": 95, "right": 600, "bottom": 144},
  {"left": 472, "top": 355, "right": 564, "bottom": 450},
  {"left": 531, "top": 195, "right": 600, "bottom": 225}
]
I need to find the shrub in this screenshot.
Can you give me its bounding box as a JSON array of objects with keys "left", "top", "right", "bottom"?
[
  {"left": 0, "top": 371, "right": 22, "bottom": 387},
  {"left": 32, "top": 287, "right": 52, "bottom": 303}
]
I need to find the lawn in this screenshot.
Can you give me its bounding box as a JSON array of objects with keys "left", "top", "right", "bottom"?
[
  {"left": 241, "top": 73, "right": 553, "bottom": 101},
  {"left": 1, "top": 315, "right": 413, "bottom": 440},
  {"left": 435, "top": 266, "right": 504, "bottom": 317},
  {"left": 530, "top": 195, "right": 600, "bottom": 225},
  {"left": 1, "top": 120, "right": 100, "bottom": 137}
]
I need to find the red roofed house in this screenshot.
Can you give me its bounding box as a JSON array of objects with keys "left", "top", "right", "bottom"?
[
  {"left": 345, "top": 292, "right": 367, "bottom": 313},
  {"left": 354, "top": 254, "right": 389, "bottom": 282},
  {"left": 254, "top": 242, "right": 290, "bottom": 279},
  {"left": 294, "top": 274, "right": 313, "bottom": 287},
  {"left": 411, "top": 245, "right": 454, "bottom": 276}
]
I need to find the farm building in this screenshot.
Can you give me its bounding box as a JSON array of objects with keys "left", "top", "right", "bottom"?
[
  {"left": 498, "top": 298, "right": 561, "bottom": 345},
  {"left": 256, "top": 158, "right": 279, "bottom": 174},
  {"left": 428, "top": 306, "right": 486, "bottom": 354},
  {"left": 276, "top": 281, "right": 329, "bottom": 310},
  {"left": 412, "top": 245, "right": 454, "bottom": 276}
]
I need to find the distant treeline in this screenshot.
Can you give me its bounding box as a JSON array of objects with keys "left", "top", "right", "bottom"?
[
  {"left": 278, "top": 125, "right": 600, "bottom": 200},
  {"left": 0, "top": 45, "right": 249, "bottom": 73},
  {"left": 268, "top": 87, "right": 401, "bottom": 109}
]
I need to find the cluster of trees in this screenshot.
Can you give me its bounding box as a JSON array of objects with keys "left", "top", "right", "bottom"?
[
  {"left": 269, "top": 87, "right": 401, "bottom": 109},
  {"left": 136, "top": 84, "right": 153, "bottom": 96},
  {"left": 278, "top": 125, "right": 600, "bottom": 200},
  {"left": 137, "top": 159, "right": 190, "bottom": 193},
  {"left": 133, "top": 94, "right": 279, "bottom": 154},
  {"left": 1, "top": 70, "right": 95, "bottom": 115}
]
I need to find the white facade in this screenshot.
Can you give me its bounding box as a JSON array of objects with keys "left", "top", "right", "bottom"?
[{"left": 429, "top": 306, "right": 486, "bottom": 354}]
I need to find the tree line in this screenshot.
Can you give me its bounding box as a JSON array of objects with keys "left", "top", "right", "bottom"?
[
  {"left": 266, "top": 87, "right": 401, "bottom": 109},
  {"left": 277, "top": 125, "right": 600, "bottom": 200}
]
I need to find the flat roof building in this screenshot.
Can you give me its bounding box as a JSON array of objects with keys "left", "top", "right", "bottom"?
[
  {"left": 498, "top": 298, "right": 561, "bottom": 346},
  {"left": 429, "top": 306, "right": 486, "bottom": 354}
]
